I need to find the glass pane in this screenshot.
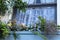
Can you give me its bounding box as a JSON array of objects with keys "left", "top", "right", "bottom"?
[
  {"left": 41, "top": 0, "right": 56, "bottom": 3},
  {"left": 29, "top": 0, "right": 34, "bottom": 4},
  {"left": 45, "top": 0, "right": 55, "bottom": 3},
  {"left": 36, "top": 0, "right": 41, "bottom": 3},
  {"left": 41, "top": 7, "right": 55, "bottom": 22},
  {"left": 22, "top": 0, "right": 34, "bottom": 4},
  {"left": 41, "top": 0, "right": 46, "bottom": 3}
]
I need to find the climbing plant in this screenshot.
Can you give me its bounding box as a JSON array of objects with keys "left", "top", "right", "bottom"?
[
  {"left": 0, "top": 0, "right": 8, "bottom": 16},
  {"left": 0, "top": 0, "right": 27, "bottom": 16},
  {"left": 0, "top": 0, "right": 27, "bottom": 40}
]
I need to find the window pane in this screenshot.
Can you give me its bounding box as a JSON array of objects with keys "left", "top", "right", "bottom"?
[
  {"left": 41, "top": 0, "right": 46, "bottom": 3},
  {"left": 22, "top": 0, "right": 34, "bottom": 4},
  {"left": 29, "top": 0, "right": 34, "bottom": 4},
  {"left": 45, "top": 0, "right": 55, "bottom": 3},
  {"left": 36, "top": 0, "right": 41, "bottom": 3},
  {"left": 41, "top": 7, "right": 55, "bottom": 22},
  {"left": 41, "top": 0, "right": 56, "bottom": 3}
]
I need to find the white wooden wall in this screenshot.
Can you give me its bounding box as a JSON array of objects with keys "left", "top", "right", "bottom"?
[{"left": 57, "top": 0, "right": 60, "bottom": 25}]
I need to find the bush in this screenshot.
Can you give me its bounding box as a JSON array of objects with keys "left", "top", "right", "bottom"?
[{"left": 0, "top": 21, "right": 9, "bottom": 38}]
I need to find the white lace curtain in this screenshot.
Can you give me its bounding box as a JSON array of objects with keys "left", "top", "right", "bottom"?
[{"left": 16, "top": 7, "right": 55, "bottom": 27}]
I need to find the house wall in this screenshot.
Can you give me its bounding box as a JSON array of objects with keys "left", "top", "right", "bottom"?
[
  {"left": 57, "top": 0, "right": 60, "bottom": 25},
  {"left": 0, "top": 8, "right": 13, "bottom": 23},
  {"left": 0, "top": 0, "right": 13, "bottom": 23}
]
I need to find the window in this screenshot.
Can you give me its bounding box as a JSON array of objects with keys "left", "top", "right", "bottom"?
[
  {"left": 15, "top": 0, "right": 56, "bottom": 28},
  {"left": 36, "top": 0, "right": 41, "bottom": 4}
]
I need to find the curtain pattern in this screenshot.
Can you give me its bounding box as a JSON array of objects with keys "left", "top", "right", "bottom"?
[{"left": 16, "top": 6, "right": 55, "bottom": 26}]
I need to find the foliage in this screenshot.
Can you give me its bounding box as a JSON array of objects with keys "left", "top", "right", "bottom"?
[
  {"left": 0, "top": 0, "right": 27, "bottom": 16},
  {"left": 0, "top": 21, "right": 9, "bottom": 38},
  {"left": 0, "top": 0, "right": 8, "bottom": 16},
  {"left": 38, "top": 16, "right": 46, "bottom": 31},
  {"left": 33, "top": 31, "right": 47, "bottom": 40},
  {"left": 37, "top": 16, "right": 56, "bottom": 34},
  {"left": 0, "top": 0, "right": 27, "bottom": 40},
  {"left": 13, "top": 31, "right": 17, "bottom": 40},
  {"left": 7, "top": 20, "right": 28, "bottom": 31},
  {"left": 7, "top": 20, "right": 18, "bottom": 40},
  {"left": 57, "top": 25, "right": 60, "bottom": 29},
  {"left": 7, "top": 20, "right": 17, "bottom": 31},
  {"left": 57, "top": 25, "right": 60, "bottom": 27},
  {"left": 13, "top": 0, "right": 27, "bottom": 12},
  {"left": 30, "top": 16, "right": 47, "bottom": 40}
]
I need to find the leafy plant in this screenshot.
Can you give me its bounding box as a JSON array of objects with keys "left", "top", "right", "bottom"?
[
  {"left": 33, "top": 31, "right": 47, "bottom": 40},
  {"left": 0, "top": 0, "right": 27, "bottom": 16},
  {"left": 7, "top": 20, "right": 19, "bottom": 40},
  {"left": 13, "top": 0, "right": 27, "bottom": 12},
  {"left": 37, "top": 16, "right": 56, "bottom": 35},
  {"left": 57, "top": 25, "right": 60, "bottom": 27},
  {"left": 38, "top": 16, "right": 46, "bottom": 31},
  {"left": 0, "top": 0, "right": 27, "bottom": 40},
  {"left": 13, "top": 31, "right": 18, "bottom": 40},
  {"left": 57, "top": 25, "right": 60, "bottom": 29},
  {"left": 0, "top": 21, "right": 9, "bottom": 38},
  {"left": 0, "top": 0, "right": 8, "bottom": 16}
]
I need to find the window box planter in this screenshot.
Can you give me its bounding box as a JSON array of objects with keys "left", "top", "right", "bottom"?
[
  {"left": 0, "top": 31, "right": 44, "bottom": 40},
  {"left": 0, "top": 31, "right": 60, "bottom": 40}
]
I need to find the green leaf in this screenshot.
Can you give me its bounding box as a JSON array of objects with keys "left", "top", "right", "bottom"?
[{"left": 33, "top": 31, "right": 47, "bottom": 40}]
